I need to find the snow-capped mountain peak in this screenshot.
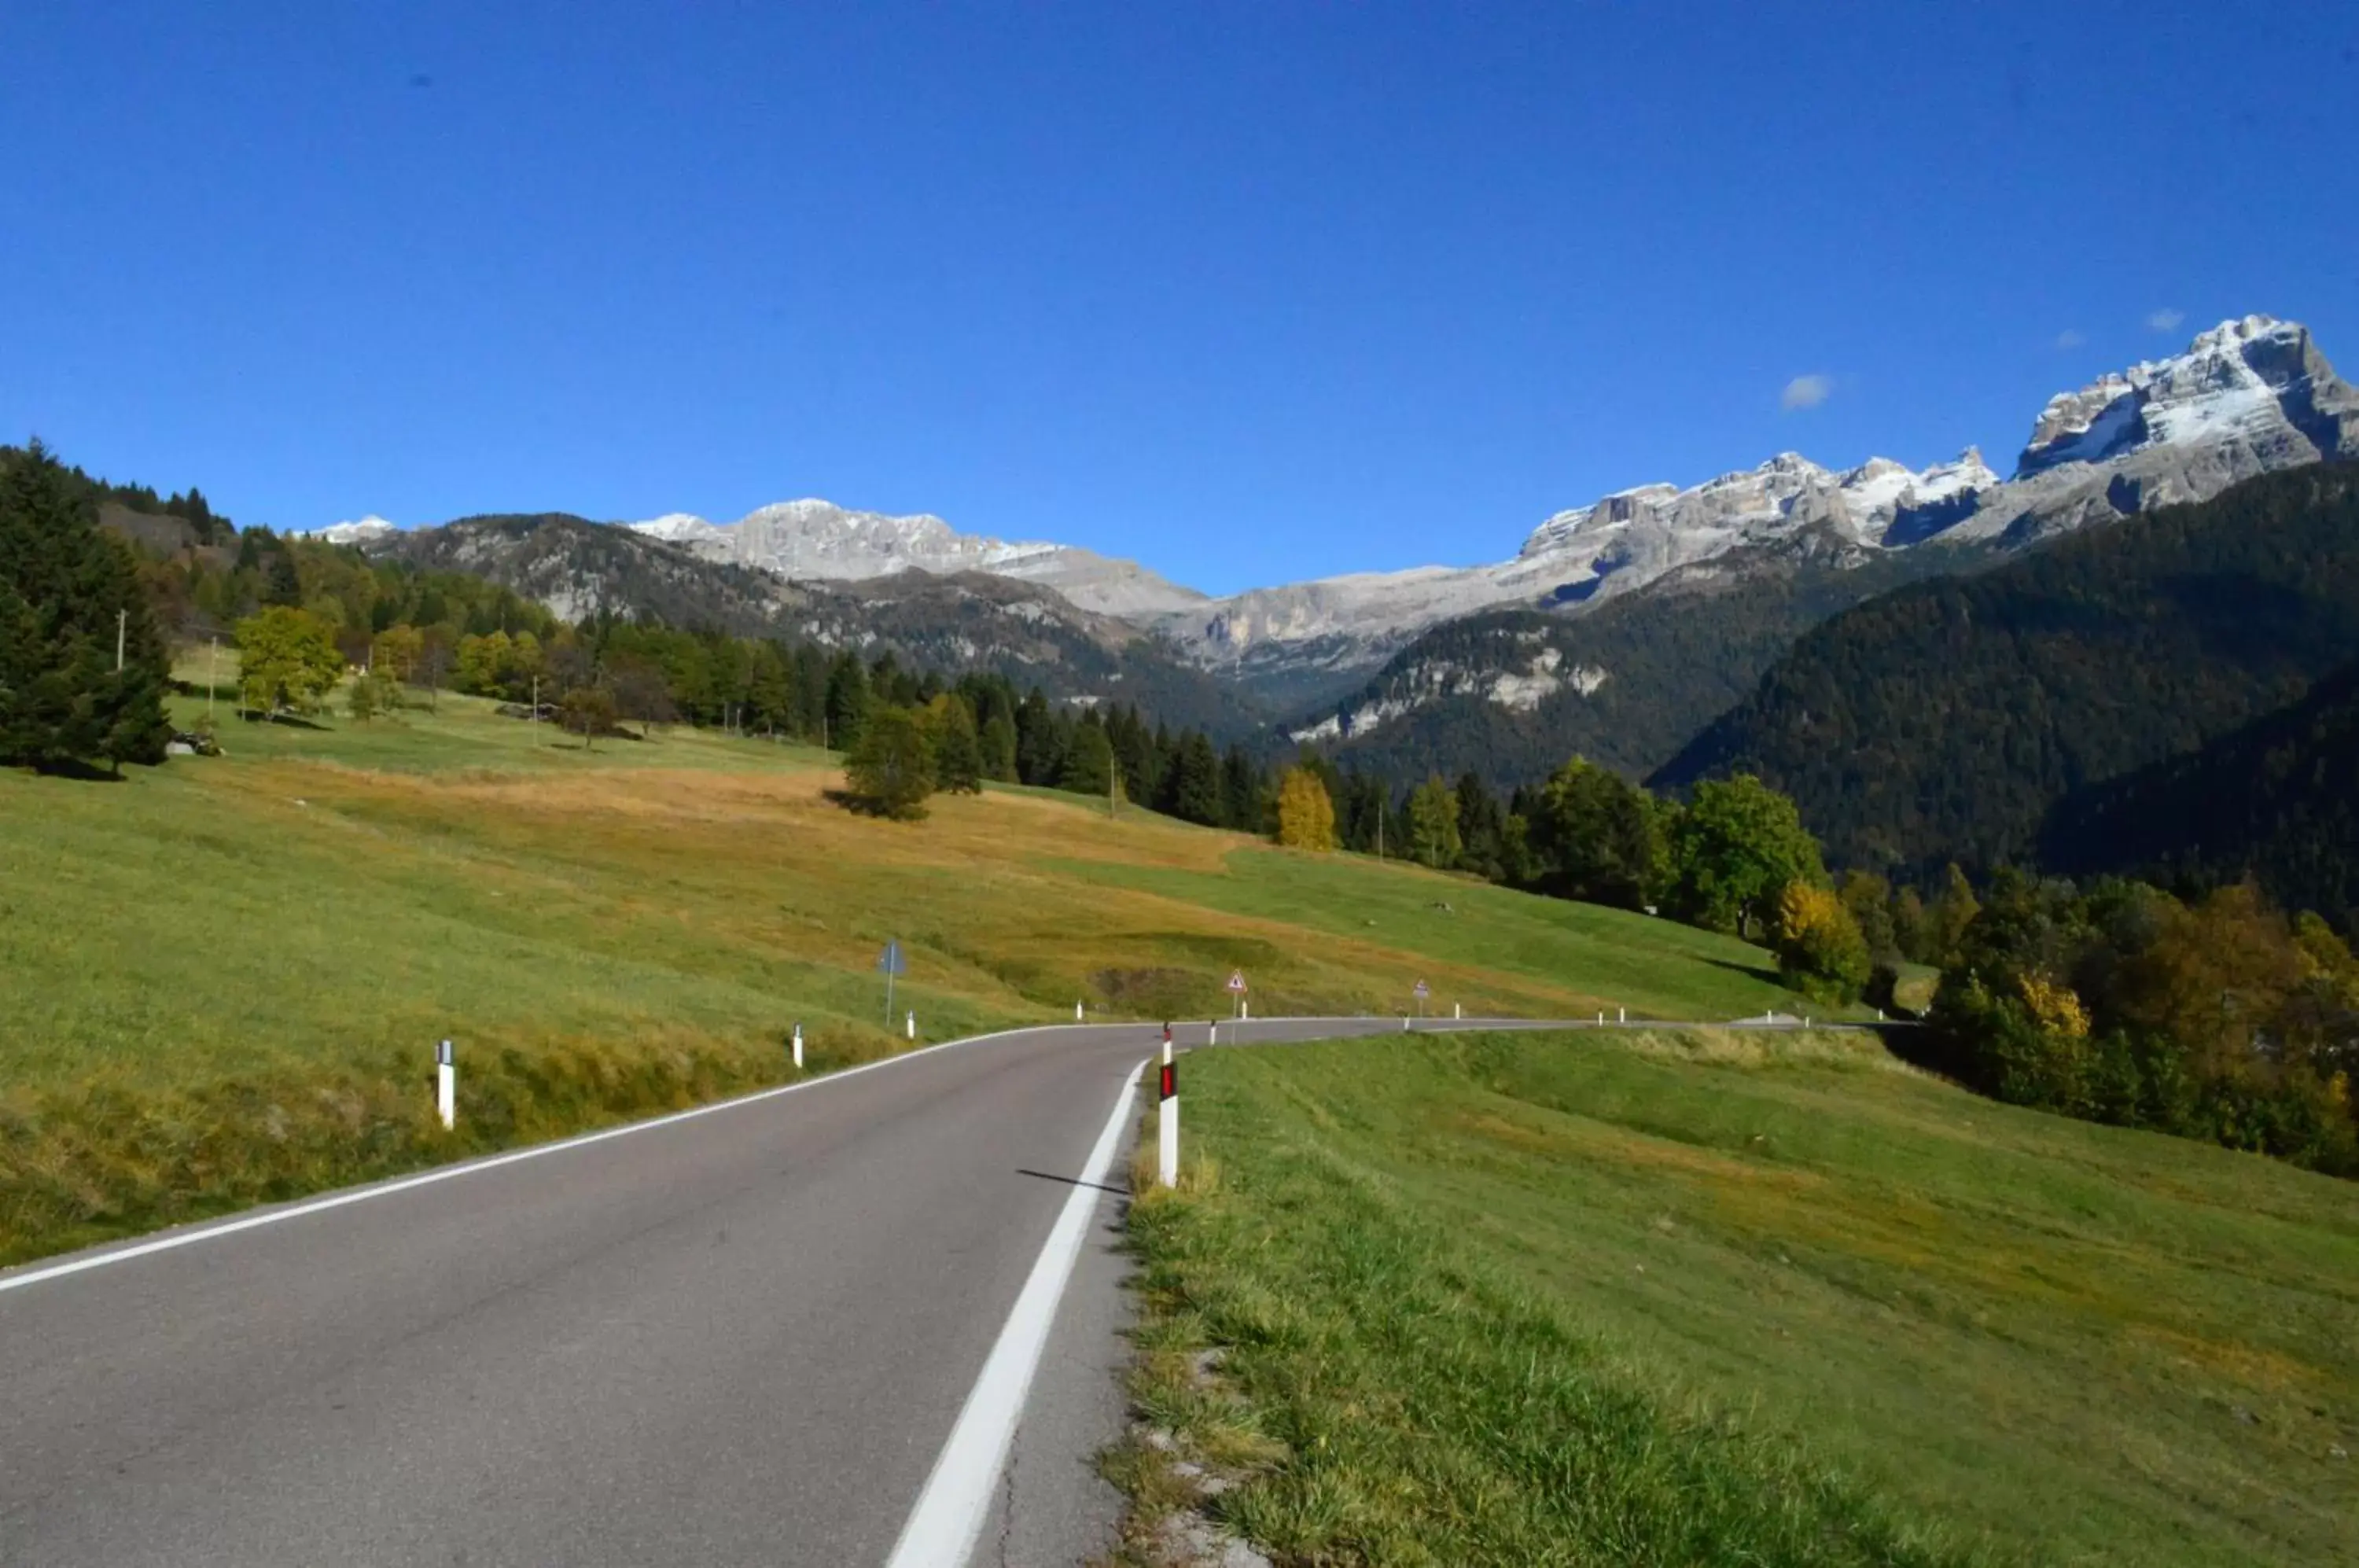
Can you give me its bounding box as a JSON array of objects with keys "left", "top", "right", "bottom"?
[
  {"left": 631, "top": 512, "right": 719, "bottom": 543},
  {"left": 301, "top": 515, "right": 399, "bottom": 545},
  {"left": 1155, "top": 315, "right": 2353, "bottom": 687},
  {"left": 2015, "top": 314, "right": 2331, "bottom": 477}
]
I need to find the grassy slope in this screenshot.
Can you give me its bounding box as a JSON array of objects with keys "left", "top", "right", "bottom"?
[
  {"left": 1121, "top": 1032, "right": 2359, "bottom": 1566},
  {"left": 0, "top": 688, "right": 1812, "bottom": 1261}
]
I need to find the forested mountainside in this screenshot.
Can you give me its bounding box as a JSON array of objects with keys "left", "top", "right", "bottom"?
[
  {"left": 375, "top": 513, "right": 1268, "bottom": 738},
  {"left": 1654, "top": 462, "right": 2359, "bottom": 876},
  {"left": 1283, "top": 523, "right": 1982, "bottom": 785},
  {"left": 2040, "top": 657, "right": 2359, "bottom": 931}
]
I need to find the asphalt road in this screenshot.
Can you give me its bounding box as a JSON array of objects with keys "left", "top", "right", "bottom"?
[{"left": 0, "top": 1017, "right": 1534, "bottom": 1567}]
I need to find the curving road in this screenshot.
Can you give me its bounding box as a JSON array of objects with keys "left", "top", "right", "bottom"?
[{"left": 0, "top": 1018, "right": 1540, "bottom": 1567}]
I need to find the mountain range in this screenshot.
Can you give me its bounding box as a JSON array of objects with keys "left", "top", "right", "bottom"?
[{"left": 308, "top": 314, "right": 2359, "bottom": 783}]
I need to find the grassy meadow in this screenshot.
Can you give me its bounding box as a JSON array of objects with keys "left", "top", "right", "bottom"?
[
  {"left": 1114, "top": 1030, "right": 2359, "bottom": 1567},
  {"left": 0, "top": 680, "right": 1812, "bottom": 1262}
]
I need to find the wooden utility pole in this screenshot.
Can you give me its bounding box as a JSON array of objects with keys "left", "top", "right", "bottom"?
[
  {"left": 207, "top": 637, "right": 219, "bottom": 722},
  {"left": 116, "top": 609, "right": 127, "bottom": 672}
]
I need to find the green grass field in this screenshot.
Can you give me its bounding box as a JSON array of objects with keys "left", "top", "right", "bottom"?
[
  {"left": 1115, "top": 1031, "right": 2359, "bottom": 1567},
  {"left": 0, "top": 684, "right": 1815, "bottom": 1261}
]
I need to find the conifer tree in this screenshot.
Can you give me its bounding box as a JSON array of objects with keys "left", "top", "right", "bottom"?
[
  {"left": 1165, "top": 731, "right": 1223, "bottom": 825},
  {"left": 0, "top": 442, "right": 172, "bottom": 770},
  {"left": 1058, "top": 718, "right": 1116, "bottom": 797},
  {"left": 930, "top": 693, "right": 985, "bottom": 793}
]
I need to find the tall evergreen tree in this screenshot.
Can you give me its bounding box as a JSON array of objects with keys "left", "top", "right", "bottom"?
[
  {"left": 1166, "top": 731, "right": 1223, "bottom": 825},
  {"left": 1059, "top": 719, "right": 1117, "bottom": 798},
  {"left": 930, "top": 693, "right": 985, "bottom": 793},
  {"left": 1220, "top": 744, "right": 1263, "bottom": 832},
  {"left": 264, "top": 544, "right": 304, "bottom": 608},
  {"left": 980, "top": 711, "right": 1019, "bottom": 782},
  {"left": 0, "top": 443, "right": 172, "bottom": 770},
  {"left": 823, "top": 650, "right": 870, "bottom": 749},
  {"left": 1014, "top": 687, "right": 1064, "bottom": 785}
]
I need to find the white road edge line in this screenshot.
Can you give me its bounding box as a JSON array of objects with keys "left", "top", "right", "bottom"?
[
  {"left": 885, "top": 1059, "right": 1146, "bottom": 1568},
  {"left": 0, "top": 1021, "right": 1113, "bottom": 1297}
]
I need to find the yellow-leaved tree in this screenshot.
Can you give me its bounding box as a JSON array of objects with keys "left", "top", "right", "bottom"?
[
  {"left": 1771, "top": 880, "right": 1871, "bottom": 1003},
  {"left": 1273, "top": 766, "right": 1338, "bottom": 852}
]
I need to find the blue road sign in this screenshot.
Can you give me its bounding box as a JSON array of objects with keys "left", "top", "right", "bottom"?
[{"left": 878, "top": 940, "right": 907, "bottom": 976}]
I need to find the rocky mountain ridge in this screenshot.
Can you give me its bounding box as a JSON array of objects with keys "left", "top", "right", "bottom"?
[
  {"left": 1174, "top": 315, "right": 2357, "bottom": 698},
  {"left": 373, "top": 512, "right": 1262, "bottom": 736},
  {"left": 625, "top": 498, "right": 1206, "bottom": 619}
]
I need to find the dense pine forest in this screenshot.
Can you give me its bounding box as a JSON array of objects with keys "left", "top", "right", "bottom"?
[{"left": 2041, "top": 657, "right": 2359, "bottom": 932}]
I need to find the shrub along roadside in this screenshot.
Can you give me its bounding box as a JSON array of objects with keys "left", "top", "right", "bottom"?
[
  {"left": 0, "top": 1022, "right": 900, "bottom": 1268},
  {"left": 1102, "top": 1101, "right": 1990, "bottom": 1566}
]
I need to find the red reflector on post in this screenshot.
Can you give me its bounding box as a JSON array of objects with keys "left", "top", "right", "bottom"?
[{"left": 1158, "top": 1062, "right": 1176, "bottom": 1101}]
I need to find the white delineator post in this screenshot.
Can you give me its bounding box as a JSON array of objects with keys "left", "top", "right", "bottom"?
[
  {"left": 1454, "top": 1003, "right": 1462, "bottom": 1020},
  {"left": 1157, "top": 1040, "right": 1179, "bottom": 1189},
  {"left": 906, "top": 1010, "right": 917, "bottom": 1041},
  {"left": 1076, "top": 1001, "right": 1084, "bottom": 1021},
  {"left": 436, "top": 1040, "right": 455, "bottom": 1130},
  {"left": 792, "top": 1022, "right": 804, "bottom": 1070}
]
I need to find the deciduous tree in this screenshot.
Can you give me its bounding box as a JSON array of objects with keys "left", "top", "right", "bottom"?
[
  {"left": 558, "top": 684, "right": 617, "bottom": 749},
  {"left": 1274, "top": 766, "right": 1338, "bottom": 851},
  {"left": 1407, "top": 775, "right": 1463, "bottom": 868},
  {"left": 1772, "top": 881, "right": 1871, "bottom": 1003},
  {"left": 1663, "top": 774, "right": 1827, "bottom": 938},
  {"left": 235, "top": 605, "right": 344, "bottom": 718}
]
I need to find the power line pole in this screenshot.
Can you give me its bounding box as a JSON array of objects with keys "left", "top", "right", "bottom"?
[
  {"left": 207, "top": 636, "right": 219, "bottom": 723},
  {"left": 116, "top": 609, "right": 127, "bottom": 673}
]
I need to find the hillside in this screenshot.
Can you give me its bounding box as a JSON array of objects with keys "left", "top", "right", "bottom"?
[
  {"left": 1283, "top": 523, "right": 1975, "bottom": 783},
  {"left": 1122, "top": 1032, "right": 2359, "bottom": 1568},
  {"left": 2041, "top": 658, "right": 2359, "bottom": 929},
  {"left": 375, "top": 513, "right": 1267, "bottom": 737},
  {"left": 1654, "top": 462, "right": 2359, "bottom": 874},
  {"left": 0, "top": 681, "right": 1817, "bottom": 1264}
]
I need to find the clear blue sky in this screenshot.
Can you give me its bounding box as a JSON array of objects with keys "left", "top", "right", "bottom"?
[{"left": 5, "top": 2, "right": 2353, "bottom": 594}]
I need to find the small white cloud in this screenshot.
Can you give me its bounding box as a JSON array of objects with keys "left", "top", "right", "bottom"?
[
  {"left": 2146, "top": 308, "right": 2184, "bottom": 332},
  {"left": 2055, "top": 329, "right": 2085, "bottom": 349},
  {"left": 1779, "top": 374, "right": 1833, "bottom": 411}
]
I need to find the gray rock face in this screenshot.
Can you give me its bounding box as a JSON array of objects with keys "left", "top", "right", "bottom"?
[
  {"left": 631, "top": 498, "right": 1206, "bottom": 618},
  {"left": 1148, "top": 445, "right": 2002, "bottom": 694},
  {"left": 1167, "top": 315, "right": 2354, "bottom": 697}
]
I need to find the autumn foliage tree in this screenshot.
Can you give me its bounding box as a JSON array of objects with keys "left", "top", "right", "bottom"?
[
  {"left": 1925, "top": 872, "right": 2358, "bottom": 1173},
  {"left": 1771, "top": 881, "right": 1871, "bottom": 1003},
  {"left": 1274, "top": 766, "right": 1338, "bottom": 851}
]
